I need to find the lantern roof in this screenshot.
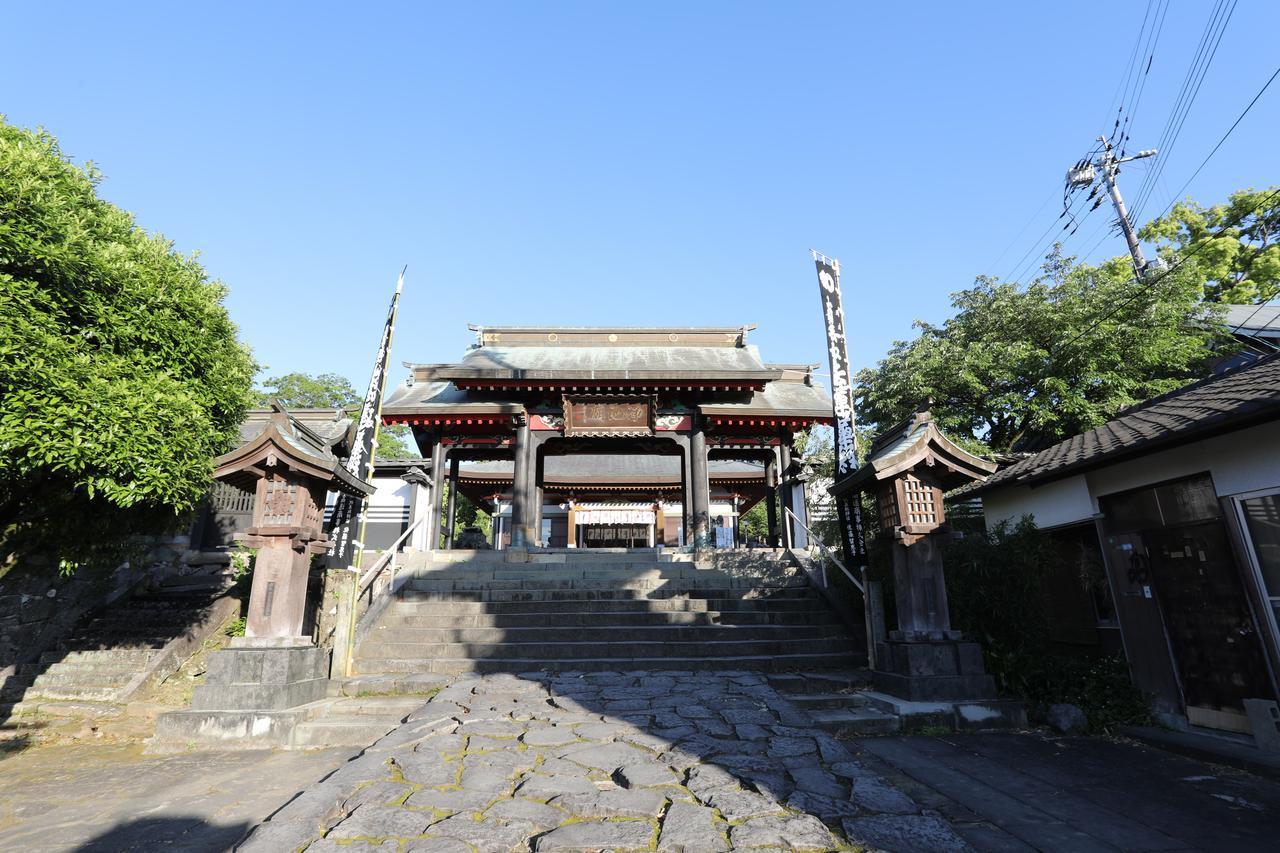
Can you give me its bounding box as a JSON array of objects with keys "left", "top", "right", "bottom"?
[
  {"left": 830, "top": 406, "right": 996, "bottom": 496},
  {"left": 213, "top": 401, "right": 375, "bottom": 496}
]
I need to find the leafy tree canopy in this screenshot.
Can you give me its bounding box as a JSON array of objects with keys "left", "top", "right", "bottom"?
[
  {"left": 0, "top": 119, "right": 255, "bottom": 572},
  {"left": 1140, "top": 187, "right": 1280, "bottom": 304},
  {"left": 254, "top": 371, "right": 358, "bottom": 408},
  {"left": 856, "top": 248, "right": 1227, "bottom": 454}
]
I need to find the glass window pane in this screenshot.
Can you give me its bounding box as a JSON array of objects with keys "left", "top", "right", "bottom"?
[
  {"left": 1242, "top": 494, "right": 1280, "bottom": 595},
  {"left": 1156, "top": 476, "right": 1220, "bottom": 525}
]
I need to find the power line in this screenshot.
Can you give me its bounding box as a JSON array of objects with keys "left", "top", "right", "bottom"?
[
  {"left": 1149, "top": 62, "right": 1280, "bottom": 222},
  {"left": 1050, "top": 186, "right": 1280, "bottom": 360},
  {"left": 1131, "top": 0, "right": 1237, "bottom": 222}
]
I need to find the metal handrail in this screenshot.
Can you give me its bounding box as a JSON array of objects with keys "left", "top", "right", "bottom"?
[
  {"left": 359, "top": 515, "right": 425, "bottom": 593},
  {"left": 784, "top": 506, "right": 863, "bottom": 594}
]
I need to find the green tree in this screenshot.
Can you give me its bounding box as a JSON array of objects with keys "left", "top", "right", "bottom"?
[
  {"left": 254, "top": 371, "right": 358, "bottom": 408},
  {"left": 1140, "top": 187, "right": 1280, "bottom": 304},
  {"left": 856, "top": 248, "right": 1227, "bottom": 453},
  {"left": 0, "top": 119, "right": 255, "bottom": 573},
  {"left": 376, "top": 425, "right": 416, "bottom": 460}
]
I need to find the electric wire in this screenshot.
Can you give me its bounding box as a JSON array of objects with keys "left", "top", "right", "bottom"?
[
  {"left": 1131, "top": 0, "right": 1237, "bottom": 222},
  {"left": 1148, "top": 62, "right": 1280, "bottom": 223}
]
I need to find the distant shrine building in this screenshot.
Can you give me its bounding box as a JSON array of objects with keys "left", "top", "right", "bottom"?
[{"left": 381, "top": 326, "right": 833, "bottom": 550}]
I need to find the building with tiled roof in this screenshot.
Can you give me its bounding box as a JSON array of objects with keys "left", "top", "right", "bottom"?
[{"left": 970, "top": 353, "right": 1280, "bottom": 737}]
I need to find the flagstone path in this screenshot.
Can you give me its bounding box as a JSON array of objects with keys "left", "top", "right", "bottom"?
[{"left": 240, "top": 671, "right": 966, "bottom": 852}]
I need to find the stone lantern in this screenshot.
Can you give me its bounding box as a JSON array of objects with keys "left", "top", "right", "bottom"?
[
  {"left": 212, "top": 404, "right": 374, "bottom": 641},
  {"left": 831, "top": 406, "right": 1005, "bottom": 706},
  {"left": 154, "top": 405, "right": 375, "bottom": 744}
]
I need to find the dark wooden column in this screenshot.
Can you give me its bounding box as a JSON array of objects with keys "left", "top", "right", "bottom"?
[
  {"left": 765, "top": 452, "right": 779, "bottom": 547},
  {"left": 689, "top": 417, "right": 710, "bottom": 550},
  {"left": 779, "top": 441, "right": 794, "bottom": 548},
  {"left": 444, "top": 455, "right": 460, "bottom": 549},
  {"left": 511, "top": 420, "right": 532, "bottom": 547},
  {"left": 532, "top": 446, "right": 545, "bottom": 547},
  {"left": 428, "top": 442, "right": 447, "bottom": 550}
]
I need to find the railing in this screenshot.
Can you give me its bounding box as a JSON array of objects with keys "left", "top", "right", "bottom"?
[
  {"left": 354, "top": 516, "right": 425, "bottom": 632},
  {"left": 784, "top": 506, "right": 879, "bottom": 669}
]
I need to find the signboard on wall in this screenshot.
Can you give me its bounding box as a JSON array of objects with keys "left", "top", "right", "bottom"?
[{"left": 563, "top": 396, "right": 654, "bottom": 437}]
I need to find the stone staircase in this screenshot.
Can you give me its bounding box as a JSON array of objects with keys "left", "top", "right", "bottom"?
[
  {"left": 768, "top": 670, "right": 900, "bottom": 736},
  {"left": 351, "top": 549, "right": 868, "bottom": 676},
  {"left": 3, "top": 588, "right": 239, "bottom": 718}
]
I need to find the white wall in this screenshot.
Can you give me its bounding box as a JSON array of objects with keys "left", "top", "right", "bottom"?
[
  {"left": 982, "top": 475, "right": 1093, "bottom": 529},
  {"left": 1086, "top": 420, "right": 1280, "bottom": 501}
]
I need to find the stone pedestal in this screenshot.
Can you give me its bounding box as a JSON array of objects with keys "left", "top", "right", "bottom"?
[
  {"left": 151, "top": 641, "right": 330, "bottom": 751},
  {"left": 191, "top": 641, "right": 329, "bottom": 711},
  {"left": 873, "top": 637, "right": 997, "bottom": 702}
]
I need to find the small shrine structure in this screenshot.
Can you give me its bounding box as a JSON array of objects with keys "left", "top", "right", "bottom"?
[{"left": 830, "top": 406, "right": 1007, "bottom": 709}]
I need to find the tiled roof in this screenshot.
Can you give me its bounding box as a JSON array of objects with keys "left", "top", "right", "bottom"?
[{"left": 967, "top": 352, "right": 1280, "bottom": 495}]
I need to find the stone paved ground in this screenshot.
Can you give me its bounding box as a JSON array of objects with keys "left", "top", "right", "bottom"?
[
  {"left": 857, "top": 732, "right": 1280, "bottom": 852},
  {"left": 0, "top": 741, "right": 353, "bottom": 851},
  {"left": 242, "top": 671, "right": 963, "bottom": 852}
]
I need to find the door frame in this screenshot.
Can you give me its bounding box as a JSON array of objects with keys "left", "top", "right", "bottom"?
[{"left": 1229, "top": 487, "right": 1280, "bottom": 695}]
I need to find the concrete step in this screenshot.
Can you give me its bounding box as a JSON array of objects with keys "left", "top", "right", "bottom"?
[
  {"left": 4, "top": 699, "right": 124, "bottom": 719},
  {"left": 314, "top": 696, "right": 425, "bottom": 718},
  {"left": 353, "top": 651, "right": 865, "bottom": 675},
  {"left": 290, "top": 716, "right": 400, "bottom": 748},
  {"left": 39, "top": 649, "right": 157, "bottom": 666},
  {"left": 336, "top": 673, "right": 452, "bottom": 698},
  {"left": 390, "top": 597, "right": 825, "bottom": 614},
  {"left": 360, "top": 625, "right": 845, "bottom": 644},
  {"left": 788, "top": 692, "right": 871, "bottom": 711},
  {"left": 810, "top": 707, "right": 901, "bottom": 737},
  {"left": 768, "top": 670, "right": 875, "bottom": 695},
  {"left": 356, "top": 637, "right": 854, "bottom": 661},
  {"left": 396, "top": 581, "right": 819, "bottom": 601},
  {"left": 380, "top": 610, "right": 840, "bottom": 629},
  {"left": 23, "top": 684, "right": 126, "bottom": 702}
]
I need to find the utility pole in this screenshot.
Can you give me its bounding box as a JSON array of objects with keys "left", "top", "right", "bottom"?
[{"left": 1066, "top": 137, "right": 1160, "bottom": 277}]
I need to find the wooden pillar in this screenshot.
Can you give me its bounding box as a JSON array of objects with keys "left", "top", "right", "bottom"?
[
  {"left": 532, "top": 442, "right": 545, "bottom": 547},
  {"left": 511, "top": 420, "right": 532, "bottom": 547},
  {"left": 566, "top": 500, "right": 577, "bottom": 549},
  {"left": 731, "top": 494, "right": 741, "bottom": 548},
  {"left": 428, "top": 443, "right": 447, "bottom": 549},
  {"left": 444, "top": 455, "right": 459, "bottom": 549},
  {"left": 690, "top": 418, "right": 710, "bottom": 550},
  {"left": 779, "top": 442, "right": 794, "bottom": 548},
  {"left": 765, "top": 452, "right": 779, "bottom": 547}
]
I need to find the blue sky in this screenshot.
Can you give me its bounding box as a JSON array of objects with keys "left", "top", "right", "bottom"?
[{"left": 4, "top": 2, "right": 1277, "bottom": 393}]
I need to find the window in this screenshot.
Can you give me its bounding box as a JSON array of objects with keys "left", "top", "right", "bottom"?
[{"left": 1240, "top": 491, "right": 1280, "bottom": 629}]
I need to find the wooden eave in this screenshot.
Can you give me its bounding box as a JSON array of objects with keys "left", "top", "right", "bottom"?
[
  {"left": 213, "top": 422, "right": 374, "bottom": 497},
  {"left": 830, "top": 423, "right": 995, "bottom": 496}
]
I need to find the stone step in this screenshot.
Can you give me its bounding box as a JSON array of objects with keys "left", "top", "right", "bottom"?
[
  {"left": 39, "top": 648, "right": 158, "bottom": 666},
  {"left": 357, "top": 637, "right": 854, "bottom": 661},
  {"left": 401, "top": 577, "right": 807, "bottom": 593},
  {"left": 4, "top": 699, "right": 124, "bottom": 719},
  {"left": 767, "top": 670, "right": 875, "bottom": 695},
  {"left": 336, "top": 673, "right": 452, "bottom": 697},
  {"left": 354, "top": 651, "right": 864, "bottom": 675},
  {"left": 787, "top": 691, "right": 871, "bottom": 711},
  {"left": 381, "top": 609, "right": 840, "bottom": 629},
  {"left": 29, "top": 670, "right": 133, "bottom": 690},
  {"left": 396, "top": 581, "right": 819, "bottom": 601},
  {"left": 360, "top": 624, "right": 845, "bottom": 644},
  {"left": 810, "top": 707, "right": 901, "bottom": 737},
  {"left": 405, "top": 566, "right": 804, "bottom": 581},
  {"left": 314, "top": 696, "right": 425, "bottom": 718},
  {"left": 23, "top": 684, "right": 126, "bottom": 702},
  {"left": 390, "top": 597, "right": 825, "bottom": 614},
  {"left": 290, "top": 716, "right": 400, "bottom": 748}
]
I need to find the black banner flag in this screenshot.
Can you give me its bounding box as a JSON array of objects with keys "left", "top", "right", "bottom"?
[
  {"left": 327, "top": 269, "right": 405, "bottom": 570},
  {"left": 813, "top": 256, "right": 867, "bottom": 566}
]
